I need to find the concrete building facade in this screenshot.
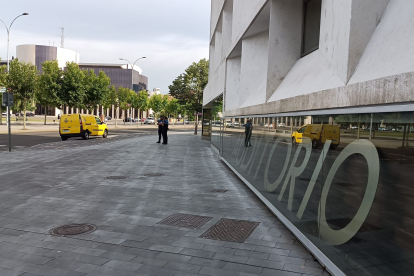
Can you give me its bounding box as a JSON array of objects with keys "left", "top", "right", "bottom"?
[{"left": 203, "top": 1, "right": 414, "bottom": 275}]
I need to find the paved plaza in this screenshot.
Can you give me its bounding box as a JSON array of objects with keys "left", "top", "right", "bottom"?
[{"left": 0, "top": 131, "right": 327, "bottom": 276}]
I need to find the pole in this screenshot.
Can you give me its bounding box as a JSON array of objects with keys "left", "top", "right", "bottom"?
[{"left": 7, "top": 106, "right": 11, "bottom": 151}]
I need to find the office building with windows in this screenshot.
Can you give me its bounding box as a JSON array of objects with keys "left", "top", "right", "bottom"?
[{"left": 203, "top": 1, "right": 414, "bottom": 275}]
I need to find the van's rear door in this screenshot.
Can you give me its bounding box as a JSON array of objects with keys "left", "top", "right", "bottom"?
[{"left": 60, "top": 114, "right": 80, "bottom": 134}]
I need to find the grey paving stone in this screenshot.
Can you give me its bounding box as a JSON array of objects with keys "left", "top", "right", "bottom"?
[
  {"left": 163, "top": 261, "right": 202, "bottom": 273},
  {"left": 289, "top": 250, "right": 313, "bottom": 259},
  {"left": 44, "top": 258, "right": 84, "bottom": 270},
  {"left": 268, "top": 254, "right": 306, "bottom": 265},
  {"left": 235, "top": 249, "right": 270, "bottom": 260},
  {"left": 156, "top": 252, "right": 192, "bottom": 263},
  {"left": 199, "top": 266, "right": 239, "bottom": 276},
  {"left": 171, "top": 240, "right": 204, "bottom": 249},
  {"left": 95, "top": 243, "right": 128, "bottom": 253},
  {"left": 223, "top": 262, "right": 263, "bottom": 274},
  {"left": 149, "top": 244, "right": 183, "bottom": 253},
  {"left": 137, "top": 264, "right": 176, "bottom": 276},
  {"left": 130, "top": 256, "right": 168, "bottom": 267},
  {"left": 201, "top": 245, "right": 236, "bottom": 254},
  {"left": 0, "top": 267, "right": 22, "bottom": 276},
  {"left": 99, "top": 251, "right": 136, "bottom": 261},
  {"left": 223, "top": 241, "right": 257, "bottom": 251},
  {"left": 75, "top": 263, "right": 136, "bottom": 276},
  {"left": 245, "top": 239, "right": 276, "bottom": 248},
  {"left": 0, "top": 251, "right": 53, "bottom": 265},
  {"left": 193, "top": 238, "right": 226, "bottom": 246},
  {"left": 189, "top": 257, "right": 228, "bottom": 269},
  {"left": 283, "top": 263, "right": 324, "bottom": 275},
  {"left": 103, "top": 259, "right": 143, "bottom": 271},
  {"left": 213, "top": 253, "right": 249, "bottom": 264},
  {"left": 93, "top": 236, "right": 126, "bottom": 245},
  {"left": 305, "top": 259, "right": 322, "bottom": 268},
  {"left": 254, "top": 246, "right": 290, "bottom": 256},
  {"left": 124, "top": 248, "right": 160, "bottom": 258},
  {"left": 0, "top": 256, "right": 25, "bottom": 270},
  {"left": 71, "top": 246, "right": 106, "bottom": 256},
  {"left": 180, "top": 248, "right": 216, "bottom": 259},
  {"left": 260, "top": 268, "right": 302, "bottom": 276},
  {"left": 43, "top": 242, "right": 80, "bottom": 251},
  {"left": 119, "top": 240, "right": 153, "bottom": 249},
  {"left": 246, "top": 258, "right": 284, "bottom": 270}
]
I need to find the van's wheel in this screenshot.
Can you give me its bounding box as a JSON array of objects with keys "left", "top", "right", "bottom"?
[
  {"left": 330, "top": 143, "right": 339, "bottom": 150},
  {"left": 312, "top": 139, "right": 318, "bottom": 149},
  {"left": 61, "top": 136, "right": 68, "bottom": 141},
  {"left": 82, "top": 131, "right": 89, "bottom": 140},
  {"left": 103, "top": 130, "right": 108, "bottom": 138}
]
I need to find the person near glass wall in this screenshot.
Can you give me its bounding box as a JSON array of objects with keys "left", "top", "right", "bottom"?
[{"left": 244, "top": 119, "right": 253, "bottom": 147}]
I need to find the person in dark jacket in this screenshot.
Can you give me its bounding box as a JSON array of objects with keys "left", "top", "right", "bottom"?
[
  {"left": 162, "top": 116, "right": 169, "bottom": 144},
  {"left": 156, "top": 116, "right": 164, "bottom": 143},
  {"left": 244, "top": 119, "right": 253, "bottom": 147}
]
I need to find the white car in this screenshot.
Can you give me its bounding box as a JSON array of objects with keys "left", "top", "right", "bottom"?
[
  {"left": 225, "top": 121, "right": 234, "bottom": 128},
  {"left": 144, "top": 118, "right": 155, "bottom": 124},
  {"left": 277, "top": 123, "right": 286, "bottom": 127},
  {"left": 1, "top": 112, "right": 8, "bottom": 116}
]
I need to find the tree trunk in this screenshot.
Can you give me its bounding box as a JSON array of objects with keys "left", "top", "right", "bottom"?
[
  {"left": 123, "top": 110, "right": 126, "bottom": 125},
  {"left": 23, "top": 99, "right": 27, "bottom": 130},
  {"left": 137, "top": 108, "right": 139, "bottom": 127},
  {"left": 115, "top": 106, "right": 118, "bottom": 127},
  {"left": 0, "top": 113, "right": 2, "bottom": 125},
  {"left": 194, "top": 113, "right": 198, "bottom": 135}
]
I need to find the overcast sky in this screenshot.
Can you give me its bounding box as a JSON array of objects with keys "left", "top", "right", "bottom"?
[{"left": 0, "top": 0, "right": 211, "bottom": 94}]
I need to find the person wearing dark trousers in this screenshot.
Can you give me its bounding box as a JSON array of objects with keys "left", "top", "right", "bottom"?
[
  {"left": 244, "top": 119, "right": 253, "bottom": 147},
  {"left": 156, "top": 116, "right": 164, "bottom": 143},
  {"left": 162, "top": 116, "right": 169, "bottom": 144}
]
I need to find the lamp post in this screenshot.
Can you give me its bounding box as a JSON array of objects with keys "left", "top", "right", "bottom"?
[
  {"left": 119, "top": 57, "right": 146, "bottom": 126},
  {"left": 0, "top": 12, "right": 29, "bottom": 152}
]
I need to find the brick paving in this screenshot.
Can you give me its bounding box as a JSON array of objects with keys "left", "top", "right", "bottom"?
[{"left": 0, "top": 131, "right": 329, "bottom": 275}]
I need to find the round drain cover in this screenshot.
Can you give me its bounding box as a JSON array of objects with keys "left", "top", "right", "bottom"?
[
  {"left": 141, "top": 173, "right": 164, "bottom": 177},
  {"left": 106, "top": 176, "right": 127, "bottom": 179},
  {"left": 50, "top": 223, "right": 97, "bottom": 236}
]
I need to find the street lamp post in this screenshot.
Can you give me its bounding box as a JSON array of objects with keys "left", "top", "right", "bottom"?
[
  {"left": 0, "top": 13, "right": 29, "bottom": 152},
  {"left": 119, "top": 57, "right": 146, "bottom": 126}
]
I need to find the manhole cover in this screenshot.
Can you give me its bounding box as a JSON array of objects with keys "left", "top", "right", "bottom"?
[
  {"left": 212, "top": 189, "right": 228, "bottom": 193},
  {"left": 106, "top": 176, "right": 127, "bottom": 180},
  {"left": 157, "top": 213, "right": 213, "bottom": 229},
  {"left": 200, "top": 218, "right": 260, "bottom": 243},
  {"left": 141, "top": 173, "right": 165, "bottom": 177},
  {"left": 50, "top": 223, "right": 97, "bottom": 236}
]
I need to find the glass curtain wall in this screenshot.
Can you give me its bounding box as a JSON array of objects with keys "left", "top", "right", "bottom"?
[{"left": 213, "top": 111, "right": 414, "bottom": 276}]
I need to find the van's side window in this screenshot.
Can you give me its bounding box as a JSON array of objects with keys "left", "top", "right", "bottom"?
[
  {"left": 298, "top": 127, "right": 306, "bottom": 134},
  {"left": 95, "top": 118, "right": 102, "bottom": 125}
]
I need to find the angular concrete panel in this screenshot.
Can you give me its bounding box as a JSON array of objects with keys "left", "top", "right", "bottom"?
[{"left": 225, "top": 56, "right": 241, "bottom": 111}]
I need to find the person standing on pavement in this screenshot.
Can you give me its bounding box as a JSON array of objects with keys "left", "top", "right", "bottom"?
[
  {"left": 162, "top": 116, "right": 169, "bottom": 144},
  {"left": 244, "top": 119, "right": 253, "bottom": 147},
  {"left": 156, "top": 116, "right": 164, "bottom": 143}
]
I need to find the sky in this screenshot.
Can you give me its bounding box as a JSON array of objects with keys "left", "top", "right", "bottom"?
[{"left": 0, "top": 0, "right": 211, "bottom": 94}]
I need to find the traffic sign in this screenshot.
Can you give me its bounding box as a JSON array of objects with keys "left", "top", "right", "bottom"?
[
  {"left": 0, "top": 87, "right": 6, "bottom": 93},
  {"left": 2, "top": 93, "right": 13, "bottom": 107}
]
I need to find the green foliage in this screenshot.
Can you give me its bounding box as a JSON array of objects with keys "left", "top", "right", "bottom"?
[
  {"left": 83, "top": 69, "right": 111, "bottom": 111},
  {"left": 149, "top": 94, "right": 167, "bottom": 116},
  {"left": 168, "top": 58, "right": 208, "bottom": 114},
  {"left": 37, "top": 60, "right": 62, "bottom": 113},
  {"left": 102, "top": 85, "right": 118, "bottom": 111},
  {"left": 164, "top": 98, "right": 180, "bottom": 117},
  {"left": 135, "top": 90, "right": 149, "bottom": 113},
  {"left": 118, "top": 87, "right": 134, "bottom": 112},
  {"left": 59, "top": 62, "right": 85, "bottom": 109}
]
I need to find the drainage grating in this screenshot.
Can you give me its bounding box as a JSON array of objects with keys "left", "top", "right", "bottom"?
[
  {"left": 212, "top": 189, "right": 228, "bottom": 193},
  {"left": 157, "top": 213, "right": 213, "bottom": 229},
  {"left": 141, "top": 173, "right": 165, "bottom": 177},
  {"left": 106, "top": 176, "right": 127, "bottom": 180},
  {"left": 50, "top": 223, "right": 97, "bottom": 236},
  {"left": 200, "top": 218, "right": 260, "bottom": 243}
]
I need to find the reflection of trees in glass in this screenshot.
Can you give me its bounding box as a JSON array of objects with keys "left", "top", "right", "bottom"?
[{"left": 212, "top": 95, "right": 223, "bottom": 121}]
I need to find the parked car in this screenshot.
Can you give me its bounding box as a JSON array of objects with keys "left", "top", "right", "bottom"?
[
  {"left": 105, "top": 116, "right": 112, "bottom": 121},
  {"left": 1, "top": 112, "right": 8, "bottom": 116},
  {"left": 60, "top": 114, "right": 108, "bottom": 141},
  {"left": 144, "top": 118, "right": 155, "bottom": 124},
  {"left": 123, "top": 117, "right": 136, "bottom": 122},
  {"left": 26, "top": 112, "right": 35, "bottom": 117},
  {"left": 277, "top": 123, "right": 286, "bottom": 127},
  {"left": 225, "top": 121, "right": 234, "bottom": 128},
  {"left": 233, "top": 122, "right": 240, "bottom": 127},
  {"left": 15, "top": 113, "right": 24, "bottom": 117}
]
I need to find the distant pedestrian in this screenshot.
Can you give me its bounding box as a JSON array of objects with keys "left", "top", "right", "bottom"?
[
  {"left": 57, "top": 114, "right": 60, "bottom": 120},
  {"left": 156, "top": 116, "right": 164, "bottom": 143},
  {"left": 245, "top": 119, "right": 253, "bottom": 147},
  {"left": 162, "top": 116, "right": 169, "bottom": 144}
]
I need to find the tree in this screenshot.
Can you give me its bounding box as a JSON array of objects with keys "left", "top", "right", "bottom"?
[
  {"left": 7, "top": 59, "right": 38, "bottom": 130},
  {"left": 164, "top": 98, "right": 180, "bottom": 125},
  {"left": 102, "top": 85, "right": 117, "bottom": 117},
  {"left": 118, "top": 87, "right": 133, "bottom": 125},
  {"left": 59, "top": 62, "right": 86, "bottom": 110},
  {"left": 82, "top": 69, "right": 111, "bottom": 112},
  {"left": 37, "top": 60, "right": 63, "bottom": 125},
  {"left": 149, "top": 94, "right": 167, "bottom": 119},
  {"left": 169, "top": 58, "right": 209, "bottom": 134},
  {"left": 135, "top": 90, "right": 149, "bottom": 125},
  {"left": 0, "top": 61, "right": 7, "bottom": 125}
]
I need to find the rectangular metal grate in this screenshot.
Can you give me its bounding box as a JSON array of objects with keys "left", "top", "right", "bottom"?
[
  {"left": 157, "top": 213, "right": 213, "bottom": 229},
  {"left": 200, "top": 218, "right": 260, "bottom": 243}
]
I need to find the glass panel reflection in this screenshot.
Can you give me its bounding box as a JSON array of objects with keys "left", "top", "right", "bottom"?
[{"left": 220, "top": 111, "right": 414, "bottom": 275}]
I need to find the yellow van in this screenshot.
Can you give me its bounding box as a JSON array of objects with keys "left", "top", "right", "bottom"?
[
  {"left": 60, "top": 114, "right": 108, "bottom": 141},
  {"left": 292, "top": 124, "right": 340, "bottom": 149}
]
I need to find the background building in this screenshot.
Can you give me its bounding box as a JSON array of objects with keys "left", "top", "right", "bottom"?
[{"left": 203, "top": 1, "right": 414, "bottom": 276}]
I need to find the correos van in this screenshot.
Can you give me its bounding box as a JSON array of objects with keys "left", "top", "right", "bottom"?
[
  {"left": 60, "top": 114, "right": 108, "bottom": 141},
  {"left": 292, "top": 124, "right": 340, "bottom": 149}
]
